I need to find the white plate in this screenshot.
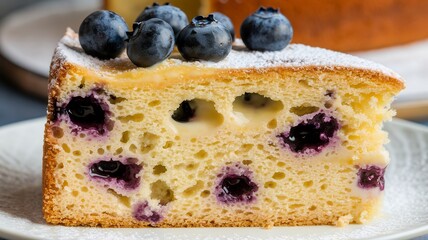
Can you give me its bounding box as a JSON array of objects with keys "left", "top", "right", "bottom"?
[
  {"left": 0, "top": 118, "right": 427, "bottom": 240},
  {"left": 0, "top": 0, "right": 100, "bottom": 77}
]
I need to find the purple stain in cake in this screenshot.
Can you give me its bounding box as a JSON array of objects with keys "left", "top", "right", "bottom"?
[
  {"left": 66, "top": 95, "right": 108, "bottom": 134},
  {"left": 55, "top": 90, "right": 113, "bottom": 136},
  {"left": 277, "top": 111, "right": 339, "bottom": 154},
  {"left": 89, "top": 158, "right": 142, "bottom": 190},
  {"left": 215, "top": 163, "right": 258, "bottom": 204},
  {"left": 357, "top": 165, "right": 385, "bottom": 191},
  {"left": 221, "top": 175, "right": 257, "bottom": 200},
  {"left": 133, "top": 201, "right": 163, "bottom": 223}
]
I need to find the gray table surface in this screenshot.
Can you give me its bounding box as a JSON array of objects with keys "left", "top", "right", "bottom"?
[{"left": 0, "top": 0, "right": 427, "bottom": 240}]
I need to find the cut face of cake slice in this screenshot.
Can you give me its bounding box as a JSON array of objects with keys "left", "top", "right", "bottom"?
[{"left": 42, "top": 29, "right": 404, "bottom": 227}]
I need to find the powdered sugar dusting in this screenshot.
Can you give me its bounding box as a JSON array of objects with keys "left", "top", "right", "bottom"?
[
  {"left": 205, "top": 41, "right": 401, "bottom": 80},
  {"left": 53, "top": 29, "right": 133, "bottom": 72},
  {"left": 54, "top": 28, "right": 402, "bottom": 81}
]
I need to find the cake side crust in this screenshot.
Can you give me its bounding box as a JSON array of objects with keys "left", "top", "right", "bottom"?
[
  {"left": 43, "top": 48, "right": 77, "bottom": 223},
  {"left": 43, "top": 200, "right": 380, "bottom": 227}
]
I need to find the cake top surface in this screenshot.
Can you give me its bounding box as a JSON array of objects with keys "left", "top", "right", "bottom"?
[{"left": 55, "top": 28, "right": 402, "bottom": 81}]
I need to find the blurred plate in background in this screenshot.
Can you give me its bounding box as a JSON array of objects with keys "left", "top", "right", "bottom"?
[
  {"left": 0, "top": 0, "right": 99, "bottom": 98},
  {"left": 355, "top": 40, "right": 428, "bottom": 120}
]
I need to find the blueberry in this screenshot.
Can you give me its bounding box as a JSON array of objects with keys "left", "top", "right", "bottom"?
[
  {"left": 215, "top": 165, "right": 258, "bottom": 204},
  {"left": 240, "top": 7, "right": 293, "bottom": 51},
  {"left": 212, "top": 12, "right": 235, "bottom": 41},
  {"left": 221, "top": 175, "right": 257, "bottom": 199},
  {"left": 243, "top": 92, "right": 269, "bottom": 108},
  {"left": 127, "top": 19, "right": 174, "bottom": 67},
  {"left": 171, "top": 100, "right": 196, "bottom": 122},
  {"left": 89, "top": 159, "right": 142, "bottom": 189},
  {"left": 177, "top": 15, "right": 232, "bottom": 62},
  {"left": 135, "top": 3, "right": 188, "bottom": 38},
  {"left": 277, "top": 112, "right": 339, "bottom": 154},
  {"left": 357, "top": 165, "right": 385, "bottom": 191},
  {"left": 79, "top": 10, "right": 128, "bottom": 59},
  {"left": 133, "top": 201, "right": 162, "bottom": 223},
  {"left": 90, "top": 161, "right": 124, "bottom": 178},
  {"left": 65, "top": 95, "right": 106, "bottom": 132}
]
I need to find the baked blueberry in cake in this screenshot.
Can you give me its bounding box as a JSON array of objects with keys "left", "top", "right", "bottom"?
[{"left": 43, "top": 5, "right": 404, "bottom": 227}]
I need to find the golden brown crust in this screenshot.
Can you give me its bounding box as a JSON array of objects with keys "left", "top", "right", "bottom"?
[
  {"left": 42, "top": 125, "right": 59, "bottom": 223},
  {"left": 90, "top": 65, "right": 404, "bottom": 96},
  {"left": 44, "top": 211, "right": 355, "bottom": 228},
  {"left": 42, "top": 49, "right": 70, "bottom": 223}
]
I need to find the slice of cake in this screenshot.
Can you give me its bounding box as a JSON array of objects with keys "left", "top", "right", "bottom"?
[{"left": 43, "top": 27, "right": 403, "bottom": 227}]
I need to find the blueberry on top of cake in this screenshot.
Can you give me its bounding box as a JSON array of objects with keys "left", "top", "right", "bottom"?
[{"left": 135, "top": 3, "right": 189, "bottom": 38}]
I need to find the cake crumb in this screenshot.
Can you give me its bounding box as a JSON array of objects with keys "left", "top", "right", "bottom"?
[
  {"left": 336, "top": 214, "right": 353, "bottom": 227},
  {"left": 357, "top": 210, "right": 369, "bottom": 224}
]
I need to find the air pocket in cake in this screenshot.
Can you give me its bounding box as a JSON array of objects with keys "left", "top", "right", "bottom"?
[
  {"left": 56, "top": 90, "right": 113, "bottom": 136},
  {"left": 277, "top": 111, "right": 339, "bottom": 155},
  {"left": 170, "top": 99, "right": 223, "bottom": 136},
  {"left": 88, "top": 158, "right": 142, "bottom": 191},
  {"left": 215, "top": 163, "right": 258, "bottom": 204},
  {"left": 232, "top": 92, "right": 283, "bottom": 125}
]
